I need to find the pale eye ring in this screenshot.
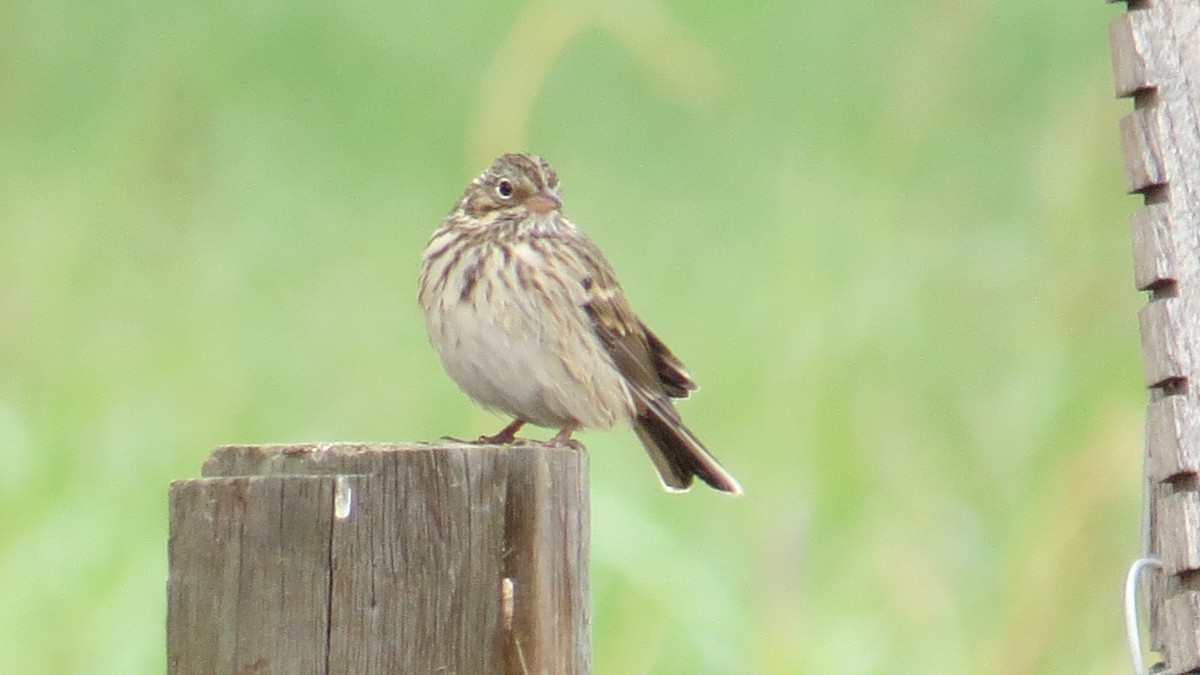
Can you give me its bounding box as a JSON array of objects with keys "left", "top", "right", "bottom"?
[{"left": 495, "top": 179, "right": 515, "bottom": 199}]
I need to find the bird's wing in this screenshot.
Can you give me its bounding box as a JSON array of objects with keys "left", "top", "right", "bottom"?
[{"left": 572, "top": 236, "right": 696, "bottom": 399}]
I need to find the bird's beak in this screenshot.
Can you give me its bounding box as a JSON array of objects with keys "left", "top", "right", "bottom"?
[{"left": 527, "top": 191, "right": 562, "bottom": 214}]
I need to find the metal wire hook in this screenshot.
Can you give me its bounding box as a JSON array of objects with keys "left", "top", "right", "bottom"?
[{"left": 1125, "top": 556, "right": 1165, "bottom": 675}]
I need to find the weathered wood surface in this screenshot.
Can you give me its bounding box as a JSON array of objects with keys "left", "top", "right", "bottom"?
[
  {"left": 1110, "top": 0, "right": 1200, "bottom": 671},
  {"left": 167, "top": 442, "right": 590, "bottom": 675}
]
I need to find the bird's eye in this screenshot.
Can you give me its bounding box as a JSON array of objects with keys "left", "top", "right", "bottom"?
[{"left": 495, "top": 179, "right": 515, "bottom": 199}]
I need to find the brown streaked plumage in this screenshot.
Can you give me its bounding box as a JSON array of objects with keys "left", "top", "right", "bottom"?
[{"left": 418, "top": 152, "right": 742, "bottom": 494}]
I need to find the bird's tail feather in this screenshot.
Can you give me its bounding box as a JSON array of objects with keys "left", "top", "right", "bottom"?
[{"left": 633, "top": 398, "right": 743, "bottom": 495}]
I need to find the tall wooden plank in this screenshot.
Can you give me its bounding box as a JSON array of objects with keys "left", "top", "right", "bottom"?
[{"left": 1110, "top": 0, "right": 1200, "bottom": 671}]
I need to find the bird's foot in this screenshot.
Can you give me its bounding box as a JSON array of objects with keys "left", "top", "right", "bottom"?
[
  {"left": 546, "top": 422, "right": 583, "bottom": 450},
  {"left": 476, "top": 419, "right": 527, "bottom": 445}
]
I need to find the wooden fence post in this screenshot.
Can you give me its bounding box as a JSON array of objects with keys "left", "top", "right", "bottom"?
[
  {"left": 1109, "top": 0, "right": 1200, "bottom": 671},
  {"left": 167, "top": 442, "right": 590, "bottom": 674}
]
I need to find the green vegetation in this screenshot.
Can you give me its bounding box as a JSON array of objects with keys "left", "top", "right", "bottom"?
[{"left": 0, "top": 1, "right": 1140, "bottom": 673}]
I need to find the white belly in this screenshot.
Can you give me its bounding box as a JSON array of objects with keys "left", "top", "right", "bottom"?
[{"left": 422, "top": 243, "right": 633, "bottom": 430}]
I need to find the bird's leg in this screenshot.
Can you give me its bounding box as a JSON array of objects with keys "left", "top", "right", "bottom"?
[
  {"left": 477, "top": 419, "right": 526, "bottom": 445},
  {"left": 548, "top": 421, "right": 582, "bottom": 449}
]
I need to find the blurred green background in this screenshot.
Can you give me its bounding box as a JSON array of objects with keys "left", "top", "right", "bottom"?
[{"left": 0, "top": 1, "right": 1143, "bottom": 673}]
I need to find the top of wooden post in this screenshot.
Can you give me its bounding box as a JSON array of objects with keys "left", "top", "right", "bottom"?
[{"left": 199, "top": 440, "right": 555, "bottom": 476}]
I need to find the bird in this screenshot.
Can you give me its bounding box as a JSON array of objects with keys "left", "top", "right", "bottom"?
[{"left": 418, "top": 152, "right": 742, "bottom": 495}]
